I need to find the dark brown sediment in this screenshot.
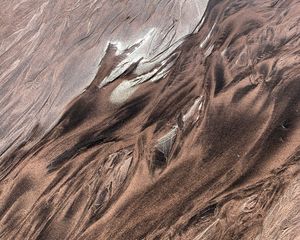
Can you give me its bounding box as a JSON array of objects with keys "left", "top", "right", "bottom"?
[{"left": 0, "top": 0, "right": 299, "bottom": 239}]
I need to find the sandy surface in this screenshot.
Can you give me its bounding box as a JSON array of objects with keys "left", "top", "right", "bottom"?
[{"left": 0, "top": 0, "right": 299, "bottom": 239}]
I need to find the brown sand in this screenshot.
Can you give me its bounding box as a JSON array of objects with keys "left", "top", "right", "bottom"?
[{"left": 0, "top": 0, "right": 300, "bottom": 239}]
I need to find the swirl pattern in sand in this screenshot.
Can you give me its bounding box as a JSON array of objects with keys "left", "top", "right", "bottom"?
[{"left": 0, "top": 0, "right": 299, "bottom": 239}]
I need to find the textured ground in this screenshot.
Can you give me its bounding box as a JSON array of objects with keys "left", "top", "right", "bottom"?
[{"left": 0, "top": 0, "right": 300, "bottom": 239}]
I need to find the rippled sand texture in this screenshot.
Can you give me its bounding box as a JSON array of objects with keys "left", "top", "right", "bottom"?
[{"left": 0, "top": 0, "right": 300, "bottom": 239}]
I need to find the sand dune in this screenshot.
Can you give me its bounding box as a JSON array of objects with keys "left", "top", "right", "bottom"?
[{"left": 0, "top": 0, "right": 299, "bottom": 239}]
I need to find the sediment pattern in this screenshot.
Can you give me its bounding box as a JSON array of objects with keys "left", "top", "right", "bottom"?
[{"left": 0, "top": 0, "right": 299, "bottom": 239}]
